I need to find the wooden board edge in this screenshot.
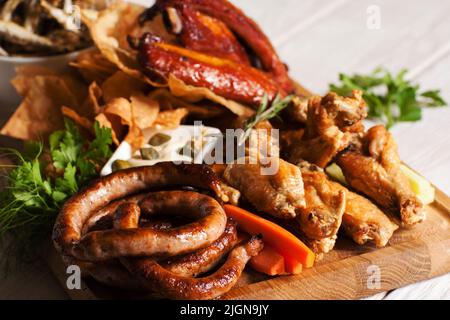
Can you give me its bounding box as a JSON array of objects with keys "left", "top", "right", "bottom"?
[{"left": 223, "top": 232, "right": 450, "bottom": 300}]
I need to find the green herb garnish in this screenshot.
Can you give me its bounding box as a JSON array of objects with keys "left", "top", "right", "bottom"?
[
  {"left": 0, "top": 119, "right": 113, "bottom": 266},
  {"left": 241, "top": 93, "right": 293, "bottom": 144},
  {"left": 329, "top": 67, "right": 447, "bottom": 128}
]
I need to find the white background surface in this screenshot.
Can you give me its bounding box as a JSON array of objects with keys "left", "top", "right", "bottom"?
[{"left": 0, "top": 0, "right": 449, "bottom": 299}]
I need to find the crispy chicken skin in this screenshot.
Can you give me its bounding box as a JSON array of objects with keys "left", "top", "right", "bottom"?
[
  {"left": 223, "top": 157, "right": 305, "bottom": 219},
  {"left": 298, "top": 162, "right": 398, "bottom": 248},
  {"left": 137, "top": 34, "right": 284, "bottom": 106},
  {"left": 140, "top": 0, "right": 294, "bottom": 93},
  {"left": 297, "top": 162, "right": 346, "bottom": 244},
  {"left": 337, "top": 125, "right": 425, "bottom": 226},
  {"left": 286, "top": 91, "right": 366, "bottom": 167},
  {"left": 343, "top": 191, "right": 399, "bottom": 247}
]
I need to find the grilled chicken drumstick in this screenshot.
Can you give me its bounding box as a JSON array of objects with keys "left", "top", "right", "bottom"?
[{"left": 337, "top": 125, "right": 425, "bottom": 226}]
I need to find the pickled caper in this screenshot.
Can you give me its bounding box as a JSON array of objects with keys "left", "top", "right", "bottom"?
[
  {"left": 140, "top": 147, "right": 159, "bottom": 160},
  {"left": 148, "top": 133, "right": 171, "bottom": 146},
  {"left": 112, "top": 160, "right": 132, "bottom": 172}
]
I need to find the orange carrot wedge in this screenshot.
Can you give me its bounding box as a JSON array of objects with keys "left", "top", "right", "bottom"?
[
  {"left": 223, "top": 205, "right": 315, "bottom": 268},
  {"left": 284, "top": 255, "right": 303, "bottom": 275},
  {"left": 249, "top": 245, "right": 285, "bottom": 276}
]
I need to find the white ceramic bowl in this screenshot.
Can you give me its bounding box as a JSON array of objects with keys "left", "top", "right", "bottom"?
[{"left": 0, "top": 49, "right": 91, "bottom": 127}]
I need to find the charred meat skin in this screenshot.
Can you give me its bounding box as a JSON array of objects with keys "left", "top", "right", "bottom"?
[
  {"left": 138, "top": 34, "right": 284, "bottom": 106},
  {"left": 175, "top": 7, "right": 251, "bottom": 65},
  {"left": 140, "top": 0, "right": 294, "bottom": 93}
]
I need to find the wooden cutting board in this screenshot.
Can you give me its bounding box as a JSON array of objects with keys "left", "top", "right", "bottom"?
[{"left": 44, "top": 185, "right": 450, "bottom": 300}]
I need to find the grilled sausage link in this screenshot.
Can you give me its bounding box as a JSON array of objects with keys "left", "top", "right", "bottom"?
[
  {"left": 114, "top": 201, "right": 263, "bottom": 300},
  {"left": 53, "top": 163, "right": 228, "bottom": 261}
]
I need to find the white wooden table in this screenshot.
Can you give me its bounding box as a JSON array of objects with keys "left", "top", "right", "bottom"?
[{"left": 0, "top": 0, "right": 449, "bottom": 299}]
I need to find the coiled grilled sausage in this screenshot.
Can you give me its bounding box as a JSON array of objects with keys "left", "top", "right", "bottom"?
[
  {"left": 114, "top": 201, "right": 263, "bottom": 300},
  {"left": 53, "top": 163, "right": 229, "bottom": 261}
]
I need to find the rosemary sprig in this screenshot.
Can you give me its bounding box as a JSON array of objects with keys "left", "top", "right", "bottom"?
[{"left": 240, "top": 93, "right": 294, "bottom": 144}]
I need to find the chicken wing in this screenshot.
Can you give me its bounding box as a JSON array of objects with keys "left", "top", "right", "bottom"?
[
  {"left": 336, "top": 125, "right": 425, "bottom": 226},
  {"left": 343, "top": 191, "right": 399, "bottom": 247},
  {"left": 296, "top": 162, "right": 346, "bottom": 254},
  {"left": 223, "top": 157, "right": 305, "bottom": 219},
  {"left": 298, "top": 161, "right": 398, "bottom": 248},
  {"left": 286, "top": 91, "right": 367, "bottom": 167}
]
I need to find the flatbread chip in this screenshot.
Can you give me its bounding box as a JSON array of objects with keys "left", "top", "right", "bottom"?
[
  {"left": 102, "top": 97, "right": 132, "bottom": 126},
  {"left": 61, "top": 106, "right": 94, "bottom": 133},
  {"left": 82, "top": 2, "right": 161, "bottom": 87},
  {"left": 70, "top": 49, "right": 117, "bottom": 84},
  {"left": 130, "top": 94, "right": 160, "bottom": 129},
  {"left": 101, "top": 71, "right": 148, "bottom": 103},
  {"left": 153, "top": 108, "right": 189, "bottom": 129},
  {"left": 167, "top": 75, "right": 254, "bottom": 117},
  {"left": 95, "top": 113, "right": 120, "bottom": 146},
  {"left": 149, "top": 89, "right": 224, "bottom": 119},
  {"left": 1, "top": 75, "right": 78, "bottom": 140},
  {"left": 80, "top": 82, "right": 103, "bottom": 118}
]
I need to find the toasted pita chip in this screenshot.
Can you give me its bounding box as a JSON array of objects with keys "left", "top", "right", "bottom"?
[
  {"left": 80, "top": 82, "right": 103, "bottom": 118},
  {"left": 95, "top": 113, "right": 121, "bottom": 146},
  {"left": 149, "top": 89, "right": 224, "bottom": 119},
  {"left": 130, "top": 94, "right": 160, "bottom": 129},
  {"left": 1, "top": 75, "right": 78, "bottom": 140},
  {"left": 11, "top": 66, "right": 58, "bottom": 96},
  {"left": 82, "top": 2, "right": 161, "bottom": 87},
  {"left": 153, "top": 108, "right": 189, "bottom": 129},
  {"left": 70, "top": 49, "right": 117, "bottom": 84},
  {"left": 102, "top": 97, "right": 132, "bottom": 126},
  {"left": 101, "top": 71, "right": 148, "bottom": 103},
  {"left": 167, "top": 75, "right": 254, "bottom": 117},
  {"left": 61, "top": 106, "right": 94, "bottom": 133}
]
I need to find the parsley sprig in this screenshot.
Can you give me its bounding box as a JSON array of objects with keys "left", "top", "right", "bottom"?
[
  {"left": 0, "top": 119, "right": 113, "bottom": 264},
  {"left": 330, "top": 67, "right": 447, "bottom": 128}
]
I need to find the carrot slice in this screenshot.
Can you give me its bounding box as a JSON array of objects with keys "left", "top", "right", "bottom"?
[
  {"left": 284, "top": 255, "right": 303, "bottom": 275},
  {"left": 249, "top": 245, "right": 285, "bottom": 276},
  {"left": 223, "top": 205, "right": 315, "bottom": 268}
]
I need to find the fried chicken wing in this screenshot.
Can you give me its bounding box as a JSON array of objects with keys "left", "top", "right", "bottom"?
[
  {"left": 223, "top": 157, "right": 305, "bottom": 219},
  {"left": 140, "top": 0, "right": 294, "bottom": 93},
  {"left": 297, "top": 162, "right": 346, "bottom": 243},
  {"left": 298, "top": 162, "right": 398, "bottom": 248},
  {"left": 343, "top": 191, "right": 399, "bottom": 247},
  {"left": 286, "top": 91, "right": 366, "bottom": 167},
  {"left": 337, "top": 125, "right": 425, "bottom": 226},
  {"left": 137, "top": 34, "right": 284, "bottom": 106}
]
